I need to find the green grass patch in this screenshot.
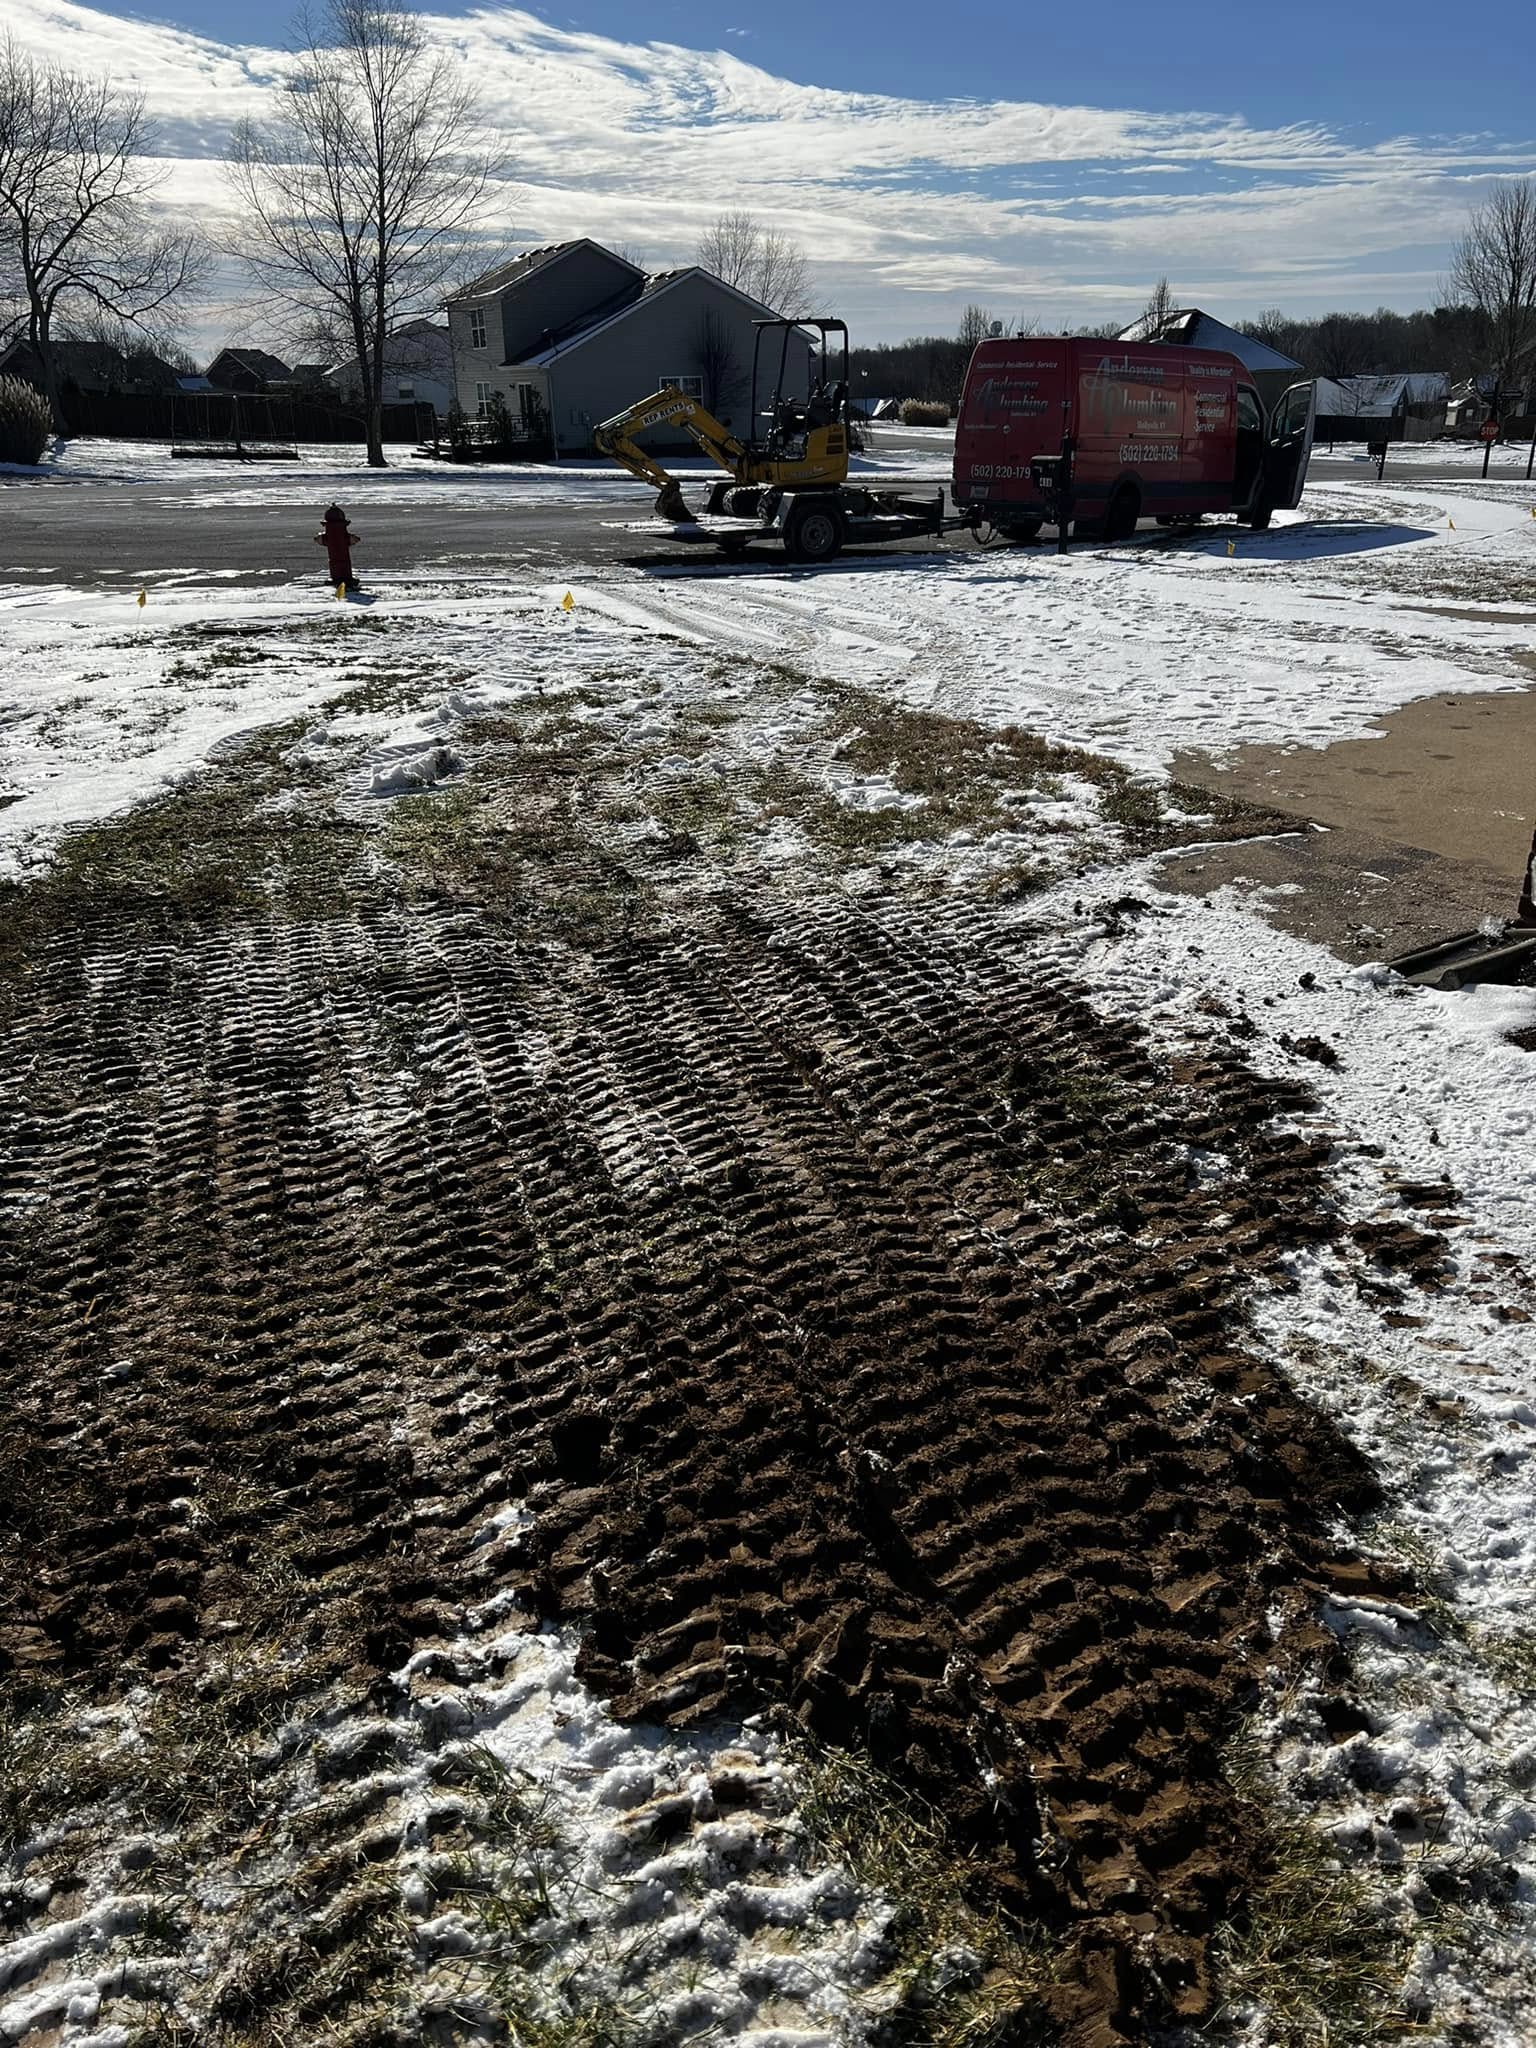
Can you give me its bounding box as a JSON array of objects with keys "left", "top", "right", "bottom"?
[
  {"left": 1213, "top": 1726, "right": 1415, "bottom": 2046},
  {"left": 785, "top": 1734, "right": 1062, "bottom": 2046}
]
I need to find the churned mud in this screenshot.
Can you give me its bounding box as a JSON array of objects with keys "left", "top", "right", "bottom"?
[{"left": 0, "top": 644, "right": 1426, "bottom": 2047}]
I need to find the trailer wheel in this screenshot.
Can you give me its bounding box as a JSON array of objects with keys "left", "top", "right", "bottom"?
[
  {"left": 728, "top": 486, "right": 762, "bottom": 520},
  {"left": 783, "top": 500, "right": 843, "bottom": 563},
  {"left": 1104, "top": 483, "right": 1141, "bottom": 542}
]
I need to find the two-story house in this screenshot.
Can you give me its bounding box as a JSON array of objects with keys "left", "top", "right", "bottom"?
[
  {"left": 327, "top": 318, "right": 454, "bottom": 417},
  {"left": 446, "top": 239, "right": 814, "bottom": 455}
]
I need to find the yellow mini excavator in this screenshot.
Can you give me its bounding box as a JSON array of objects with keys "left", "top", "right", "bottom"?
[{"left": 593, "top": 317, "right": 945, "bottom": 564}]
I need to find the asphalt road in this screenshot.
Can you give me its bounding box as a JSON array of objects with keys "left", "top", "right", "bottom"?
[{"left": 1, "top": 447, "right": 1529, "bottom": 588}]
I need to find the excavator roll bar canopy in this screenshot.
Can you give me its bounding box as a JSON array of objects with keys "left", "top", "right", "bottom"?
[{"left": 751, "top": 318, "right": 849, "bottom": 438}]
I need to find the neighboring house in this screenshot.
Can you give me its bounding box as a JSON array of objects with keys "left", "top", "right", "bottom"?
[
  {"left": 206, "top": 347, "right": 291, "bottom": 393},
  {"left": 1118, "top": 307, "right": 1306, "bottom": 414},
  {"left": 326, "top": 319, "right": 453, "bottom": 416},
  {"left": 1312, "top": 373, "right": 1449, "bottom": 443},
  {"left": 446, "top": 238, "right": 815, "bottom": 454},
  {"left": 1446, "top": 368, "right": 1534, "bottom": 432},
  {"left": 0, "top": 337, "right": 178, "bottom": 394}
]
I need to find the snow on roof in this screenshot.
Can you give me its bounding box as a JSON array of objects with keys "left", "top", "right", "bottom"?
[
  {"left": 1314, "top": 372, "right": 1450, "bottom": 416},
  {"left": 1118, "top": 308, "right": 1304, "bottom": 376}
]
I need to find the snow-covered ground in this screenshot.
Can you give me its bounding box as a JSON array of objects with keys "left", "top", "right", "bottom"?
[
  {"left": 0, "top": 432, "right": 953, "bottom": 505},
  {"left": 4, "top": 476, "right": 1533, "bottom": 866},
  {"left": 1332, "top": 437, "right": 1536, "bottom": 475},
  {"left": 2, "top": 471, "right": 1535, "bottom": 2044}
]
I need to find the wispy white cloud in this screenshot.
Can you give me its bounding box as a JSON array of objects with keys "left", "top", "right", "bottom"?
[{"left": 9, "top": 0, "right": 1536, "bottom": 350}]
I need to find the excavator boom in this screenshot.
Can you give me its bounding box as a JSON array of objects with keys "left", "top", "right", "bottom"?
[{"left": 592, "top": 388, "right": 748, "bottom": 520}]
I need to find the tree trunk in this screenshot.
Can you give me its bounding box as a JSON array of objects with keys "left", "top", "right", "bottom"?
[
  {"left": 35, "top": 310, "right": 66, "bottom": 435},
  {"left": 366, "top": 373, "right": 385, "bottom": 467}
]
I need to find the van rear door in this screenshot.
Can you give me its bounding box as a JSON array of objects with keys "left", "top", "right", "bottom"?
[
  {"left": 953, "top": 342, "right": 1069, "bottom": 512},
  {"left": 1262, "top": 381, "right": 1316, "bottom": 509}
]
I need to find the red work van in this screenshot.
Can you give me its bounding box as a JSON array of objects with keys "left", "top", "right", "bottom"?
[{"left": 953, "top": 338, "right": 1315, "bottom": 544}]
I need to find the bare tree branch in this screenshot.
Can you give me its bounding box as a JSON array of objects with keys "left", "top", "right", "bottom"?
[
  {"left": 1448, "top": 180, "right": 1536, "bottom": 409},
  {"left": 696, "top": 209, "right": 809, "bottom": 316},
  {"left": 1139, "top": 276, "right": 1176, "bottom": 335},
  {"left": 0, "top": 36, "right": 205, "bottom": 427},
  {"left": 957, "top": 304, "right": 994, "bottom": 348}
]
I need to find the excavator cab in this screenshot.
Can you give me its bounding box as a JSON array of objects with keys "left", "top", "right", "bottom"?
[{"left": 751, "top": 318, "right": 850, "bottom": 463}]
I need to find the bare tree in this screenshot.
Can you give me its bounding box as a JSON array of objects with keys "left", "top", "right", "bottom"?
[
  {"left": 1449, "top": 180, "right": 1536, "bottom": 411},
  {"left": 0, "top": 38, "right": 203, "bottom": 428},
  {"left": 696, "top": 210, "right": 809, "bottom": 315},
  {"left": 225, "top": 0, "right": 501, "bottom": 466},
  {"left": 693, "top": 308, "right": 746, "bottom": 417},
  {"left": 1138, "top": 276, "right": 1176, "bottom": 336},
  {"left": 957, "top": 303, "right": 994, "bottom": 348}
]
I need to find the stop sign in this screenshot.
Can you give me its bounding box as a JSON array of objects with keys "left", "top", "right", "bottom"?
[{"left": 1480, "top": 417, "right": 1499, "bottom": 441}]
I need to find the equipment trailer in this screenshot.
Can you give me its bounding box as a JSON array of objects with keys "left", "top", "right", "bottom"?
[{"left": 593, "top": 317, "right": 946, "bottom": 563}]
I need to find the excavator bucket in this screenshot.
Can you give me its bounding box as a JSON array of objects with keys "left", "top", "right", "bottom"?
[{"left": 655, "top": 481, "right": 693, "bottom": 523}]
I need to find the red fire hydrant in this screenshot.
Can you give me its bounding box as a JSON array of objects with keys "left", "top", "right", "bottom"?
[{"left": 315, "top": 503, "right": 360, "bottom": 591}]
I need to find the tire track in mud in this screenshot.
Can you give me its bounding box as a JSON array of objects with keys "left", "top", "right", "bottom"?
[{"left": 0, "top": 821, "right": 1392, "bottom": 2044}]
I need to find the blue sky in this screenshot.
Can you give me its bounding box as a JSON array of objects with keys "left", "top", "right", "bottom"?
[{"left": 14, "top": 0, "right": 1536, "bottom": 349}]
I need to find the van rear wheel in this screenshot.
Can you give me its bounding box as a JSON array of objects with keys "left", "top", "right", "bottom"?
[{"left": 1104, "top": 483, "right": 1141, "bottom": 542}]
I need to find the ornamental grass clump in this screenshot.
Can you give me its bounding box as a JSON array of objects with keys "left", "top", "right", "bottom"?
[
  {"left": 899, "top": 398, "right": 951, "bottom": 426},
  {"left": 0, "top": 374, "right": 51, "bottom": 465}
]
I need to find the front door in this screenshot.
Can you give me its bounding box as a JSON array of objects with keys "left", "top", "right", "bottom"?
[{"left": 1262, "top": 381, "right": 1316, "bottom": 510}]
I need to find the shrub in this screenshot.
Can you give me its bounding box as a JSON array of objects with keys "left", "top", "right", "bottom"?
[
  {"left": 0, "top": 375, "right": 51, "bottom": 465},
  {"left": 899, "top": 398, "right": 950, "bottom": 426}
]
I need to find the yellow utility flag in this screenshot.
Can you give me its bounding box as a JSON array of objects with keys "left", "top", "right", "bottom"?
[
  {"left": 1448, "top": 517, "right": 1455, "bottom": 530},
  {"left": 136, "top": 588, "right": 146, "bottom": 608},
  {"left": 561, "top": 590, "right": 575, "bottom": 612},
  {"left": 1226, "top": 539, "right": 1236, "bottom": 557},
  {"left": 336, "top": 582, "right": 345, "bottom": 601}
]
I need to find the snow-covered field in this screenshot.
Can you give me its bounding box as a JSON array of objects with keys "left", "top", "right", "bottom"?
[
  {"left": 4, "top": 474, "right": 1534, "bottom": 864},
  {"left": 2, "top": 463, "right": 1535, "bottom": 2045},
  {"left": 0, "top": 431, "right": 953, "bottom": 507}
]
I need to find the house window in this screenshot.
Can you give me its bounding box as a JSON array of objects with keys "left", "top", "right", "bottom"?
[
  {"left": 512, "top": 382, "right": 537, "bottom": 426},
  {"left": 396, "top": 383, "right": 415, "bottom": 401},
  {"left": 475, "top": 381, "right": 496, "bottom": 417},
  {"left": 660, "top": 374, "right": 703, "bottom": 399},
  {"left": 468, "top": 308, "right": 487, "bottom": 349}
]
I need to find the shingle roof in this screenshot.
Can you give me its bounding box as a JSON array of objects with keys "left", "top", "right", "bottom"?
[
  {"left": 452, "top": 240, "right": 643, "bottom": 304},
  {"left": 211, "top": 347, "right": 291, "bottom": 380}
]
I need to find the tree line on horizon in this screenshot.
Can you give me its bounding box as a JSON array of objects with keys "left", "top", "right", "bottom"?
[{"left": 850, "top": 284, "right": 1531, "bottom": 415}]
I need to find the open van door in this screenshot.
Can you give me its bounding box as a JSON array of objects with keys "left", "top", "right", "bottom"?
[{"left": 1263, "top": 381, "right": 1316, "bottom": 510}]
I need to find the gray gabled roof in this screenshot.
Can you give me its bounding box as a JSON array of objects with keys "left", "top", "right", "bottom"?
[
  {"left": 209, "top": 346, "right": 291, "bottom": 380},
  {"left": 513, "top": 267, "right": 786, "bottom": 368},
  {"left": 450, "top": 239, "right": 643, "bottom": 305},
  {"left": 1118, "top": 308, "right": 1304, "bottom": 376}
]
